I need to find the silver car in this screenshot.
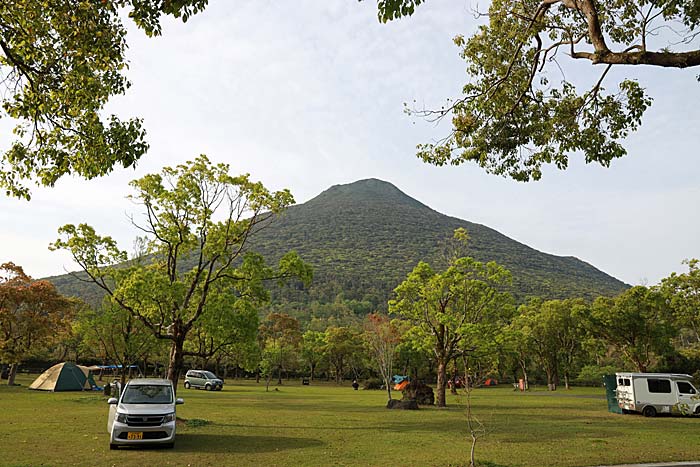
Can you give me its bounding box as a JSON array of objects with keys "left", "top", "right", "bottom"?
[
  {"left": 184, "top": 370, "right": 224, "bottom": 391},
  {"left": 107, "top": 378, "right": 183, "bottom": 449}
]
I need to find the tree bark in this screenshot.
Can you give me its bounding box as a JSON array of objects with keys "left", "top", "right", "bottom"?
[
  {"left": 166, "top": 338, "right": 185, "bottom": 394},
  {"left": 7, "top": 363, "right": 18, "bottom": 386},
  {"left": 519, "top": 360, "right": 529, "bottom": 390},
  {"left": 120, "top": 365, "right": 127, "bottom": 387},
  {"left": 546, "top": 368, "right": 556, "bottom": 391},
  {"left": 436, "top": 359, "right": 447, "bottom": 407}
]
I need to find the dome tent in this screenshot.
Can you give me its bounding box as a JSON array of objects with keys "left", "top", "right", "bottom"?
[{"left": 29, "top": 362, "right": 95, "bottom": 391}]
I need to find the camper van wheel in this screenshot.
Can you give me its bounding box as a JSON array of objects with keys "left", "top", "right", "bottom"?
[
  {"left": 643, "top": 406, "right": 657, "bottom": 418},
  {"left": 109, "top": 444, "right": 118, "bottom": 450}
]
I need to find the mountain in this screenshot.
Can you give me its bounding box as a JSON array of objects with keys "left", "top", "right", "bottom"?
[
  {"left": 48, "top": 178, "right": 628, "bottom": 313},
  {"left": 248, "top": 179, "right": 627, "bottom": 307}
]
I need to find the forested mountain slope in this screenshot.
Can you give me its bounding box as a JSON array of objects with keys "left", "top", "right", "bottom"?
[
  {"left": 49, "top": 179, "right": 628, "bottom": 311},
  {"left": 249, "top": 179, "right": 627, "bottom": 305}
]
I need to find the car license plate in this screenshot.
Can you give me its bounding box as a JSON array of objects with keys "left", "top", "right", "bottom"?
[{"left": 127, "top": 432, "right": 143, "bottom": 440}]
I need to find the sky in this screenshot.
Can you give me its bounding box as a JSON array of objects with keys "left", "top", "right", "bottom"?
[{"left": 0, "top": 0, "right": 698, "bottom": 286}]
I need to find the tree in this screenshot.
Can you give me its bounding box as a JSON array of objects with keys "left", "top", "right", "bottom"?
[
  {"left": 78, "top": 300, "right": 159, "bottom": 386},
  {"left": 661, "top": 259, "right": 700, "bottom": 345},
  {"left": 375, "top": 0, "right": 700, "bottom": 180},
  {"left": 186, "top": 289, "right": 260, "bottom": 371},
  {"left": 0, "top": 262, "right": 75, "bottom": 385},
  {"left": 324, "top": 326, "right": 364, "bottom": 384},
  {"left": 499, "top": 324, "right": 532, "bottom": 390},
  {"left": 0, "top": 1, "right": 212, "bottom": 199},
  {"left": 363, "top": 312, "right": 402, "bottom": 403},
  {"left": 51, "top": 156, "right": 312, "bottom": 389},
  {"left": 259, "top": 312, "right": 302, "bottom": 390},
  {"left": 585, "top": 286, "right": 675, "bottom": 372},
  {"left": 389, "top": 237, "right": 512, "bottom": 407},
  {"left": 301, "top": 330, "right": 327, "bottom": 381},
  {"left": 516, "top": 298, "right": 586, "bottom": 390}
]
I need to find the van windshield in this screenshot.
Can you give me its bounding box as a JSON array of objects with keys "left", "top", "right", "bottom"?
[
  {"left": 121, "top": 384, "right": 173, "bottom": 404},
  {"left": 202, "top": 371, "right": 217, "bottom": 379}
]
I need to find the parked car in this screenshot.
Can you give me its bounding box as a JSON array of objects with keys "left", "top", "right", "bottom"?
[
  {"left": 184, "top": 370, "right": 224, "bottom": 391},
  {"left": 107, "top": 378, "right": 183, "bottom": 449},
  {"left": 616, "top": 372, "right": 700, "bottom": 417}
]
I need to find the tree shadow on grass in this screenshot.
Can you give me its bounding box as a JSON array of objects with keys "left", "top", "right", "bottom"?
[{"left": 174, "top": 433, "right": 324, "bottom": 453}]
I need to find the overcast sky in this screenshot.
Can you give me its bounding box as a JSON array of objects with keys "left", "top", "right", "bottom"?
[{"left": 1, "top": 0, "right": 698, "bottom": 286}]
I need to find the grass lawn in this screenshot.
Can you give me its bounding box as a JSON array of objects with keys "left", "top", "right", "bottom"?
[{"left": 2, "top": 374, "right": 700, "bottom": 467}]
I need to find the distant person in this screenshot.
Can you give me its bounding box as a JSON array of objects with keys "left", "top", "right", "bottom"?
[{"left": 352, "top": 379, "right": 359, "bottom": 390}]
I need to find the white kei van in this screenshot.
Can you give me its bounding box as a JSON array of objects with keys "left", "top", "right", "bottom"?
[
  {"left": 107, "top": 378, "right": 183, "bottom": 449},
  {"left": 616, "top": 372, "right": 700, "bottom": 417}
]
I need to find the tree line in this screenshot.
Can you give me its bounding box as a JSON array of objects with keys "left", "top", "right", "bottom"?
[{"left": 1, "top": 157, "right": 699, "bottom": 409}]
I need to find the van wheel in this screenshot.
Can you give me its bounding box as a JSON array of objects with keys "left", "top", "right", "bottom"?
[
  {"left": 109, "top": 444, "right": 118, "bottom": 450},
  {"left": 205, "top": 383, "right": 212, "bottom": 391},
  {"left": 643, "top": 406, "right": 657, "bottom": 418},
  {"left": 184, "top": 381, "right": 190, "bottom": 389}
]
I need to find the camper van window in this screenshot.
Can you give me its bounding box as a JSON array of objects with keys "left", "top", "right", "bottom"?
[
  {"left": 618, "top": 378, "right": 624, "bottom": 385},
  {"left": 647, "top": 379, "right": 672, "bottom": 394},
  {"left": 623, "top": 379, "right": 630, "bottom": 386},
  {"left": 677, "top": 381, "right": 696, "bottom": 394}
]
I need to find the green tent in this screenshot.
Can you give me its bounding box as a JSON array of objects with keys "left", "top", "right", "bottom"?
[
  {"left": 29, "top": 362, "right": 94, "bottom": 391},
  {"left": 603, "top": 374, "right": 623, "bottom": 414}
]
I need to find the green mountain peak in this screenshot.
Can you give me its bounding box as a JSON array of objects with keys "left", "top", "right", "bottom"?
[{"left": 49, "top": 179, "right": 628, "bottom": 312}]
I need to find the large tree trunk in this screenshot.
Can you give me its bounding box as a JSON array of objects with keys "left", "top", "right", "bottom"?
[
  {"left": 436, "top": 359, "right": 447, "bottom": 407},
  {"left": 310, "top": 363, "right": 316, "bottom": 381},
  {"left": 166, "top": 338, "right": 185, "bottom": 394},
  {"left": 7, "top": 363, "right": 18, "bottom": 386},
  {"left": 119, "top": 365, "right": 128, "bottom": 387},
  {"left": 385, "top": 376, "right": 393, "bottom": 402},
  {"left": 334, "top": 363, "right": 343, "bottom": 384},
  {"left": 546, "top": 368, "right": 556, "bottom": 391}
]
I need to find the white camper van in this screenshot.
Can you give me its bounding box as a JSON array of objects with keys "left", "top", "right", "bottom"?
[{"left": 616, "top": 372, "right": 700, "bottom": 417}]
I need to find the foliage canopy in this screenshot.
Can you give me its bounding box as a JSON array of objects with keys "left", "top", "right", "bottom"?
[
  {"left": 0, "top": 1, "right": 208, "bottom": 199},
  {"left": 375, "top": 0, "right": 700, "bottom": 180},
  {"left": 51, "top": 155, "right": 312, "bottom": 386}
]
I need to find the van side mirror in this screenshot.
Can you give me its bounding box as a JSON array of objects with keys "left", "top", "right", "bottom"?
[
  {"left": 107, "top": 398, "right": 118, "bottom": 405},
  {"left": 176, "top": 398, "right": 184, "bottom": 405}
]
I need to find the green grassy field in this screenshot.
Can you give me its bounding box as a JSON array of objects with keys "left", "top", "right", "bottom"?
[{"left": 1, "top": 375, "right": 700, "bottom": 467}]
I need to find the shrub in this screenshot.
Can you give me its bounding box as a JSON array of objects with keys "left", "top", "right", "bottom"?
[
  {"left": 576, "top": 365, "right": 620, "bottom": 386},
  {"left": 363, "top": 378, "right": 384, "bottom": 390}
]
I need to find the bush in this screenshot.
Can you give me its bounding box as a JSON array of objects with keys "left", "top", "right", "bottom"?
[
  {"left": 576, "top": 365, "right": 620, "bottom": 386},
  {"left": 363, "top": 378, "right": 384, "bottom": 390},
  {"left": 692, "top": 370, "right": 700, "bottom": 388}
]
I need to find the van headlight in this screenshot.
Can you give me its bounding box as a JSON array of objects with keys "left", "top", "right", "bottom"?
[
  {"left": 116, "top": 413, "right": 128, "bottom": 423},
  {"left": 163, "top": 412, "right": 176, "bottom": 423}
]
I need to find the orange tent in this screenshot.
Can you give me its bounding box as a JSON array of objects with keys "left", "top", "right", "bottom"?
[{"left": 393, "top": 380, "right": 410, "bottom": 391}]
